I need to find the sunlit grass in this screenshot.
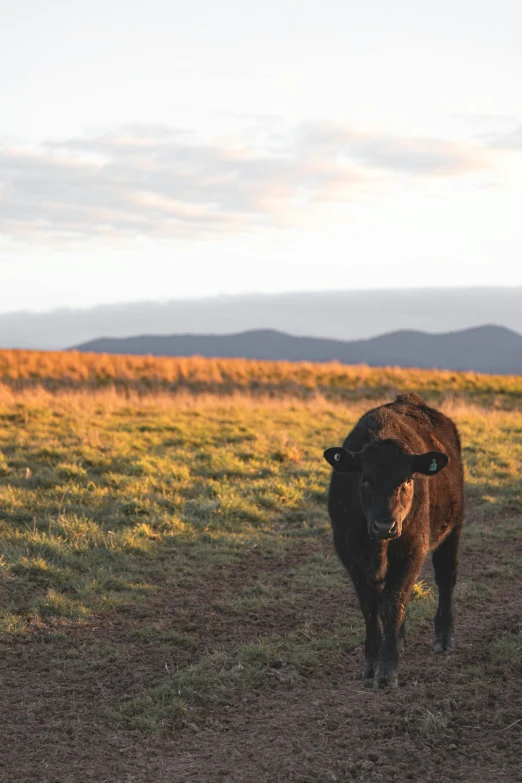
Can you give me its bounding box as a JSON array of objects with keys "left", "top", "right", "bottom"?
[
  {"left": 0, "top": 390, "right": 348, "bottom": 634},
  {"left": 0, "top": 384, "right": 521, "bottom": 730},
  {"left": 1, "top": 389, "right": 522, "bottom": 639},
  {"left": 2, "top": 348, "right": 522, "bottom": 404},
  {"left": 406, "top": 580, "right": 436, "bottom": 627}
]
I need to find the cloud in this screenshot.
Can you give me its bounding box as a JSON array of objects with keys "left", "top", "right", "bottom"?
[
  {"left": 296, "top": 123, "right": 485, "bottom": 176},
  {"left": 450, "top": 112, "right": 520, "bottom": 130},
  {"left": 0, "top": 122, "right": 490, "bottom": 247},
  {"left": 349, "top": 136, "right": 482, "bottom": 175},
  {"left": 484, "top": 125, "right": 522, "bottom": 150}
]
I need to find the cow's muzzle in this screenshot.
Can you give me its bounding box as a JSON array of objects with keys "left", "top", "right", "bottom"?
[{"left": 371, "top": 518, "right": 400, "bottom": 540}]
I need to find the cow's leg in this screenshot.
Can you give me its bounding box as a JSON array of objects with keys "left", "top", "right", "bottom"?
[
  {"left": 432, "top": 525, "right": 461, "bottom": 653},
  {"left": 333, "top": 534, "right": 382, "bottom": 678},
  {"left": 373, "top": 591, "right": 406, "bottom": 689},
  {"left": 373, "top": 556, "right": 423, "bottom": 689},
  {"left": 354, "top": 578, "right": 382, "bottom": 679},
  {"left": 398, "top": 619, "right": 406, "bottom": 653}
]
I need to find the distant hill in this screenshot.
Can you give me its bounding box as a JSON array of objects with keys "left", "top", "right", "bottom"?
[
  {"left": 2, "top": 287, "right": 522, "bottom": 350},
  {"left": 72, "top": 324, "right": 522, "bottom": 375}
]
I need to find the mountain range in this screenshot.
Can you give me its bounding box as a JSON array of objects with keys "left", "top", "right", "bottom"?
[
  {"left": 2, "top": 288, "right": 522, "bottom": 350},
  {"left": 72, "top": 324, "right": 522, "bottom": 375}
]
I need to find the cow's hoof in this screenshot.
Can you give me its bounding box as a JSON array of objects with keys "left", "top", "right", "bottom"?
[
  {"left": 372, "top": 666, "right": 398, "bottom": 690},
  {"left": 361, "top": 660, "right": 375, "bottom": 679},
  {"left": 434, "top": 636, "right": 454, "bottom": 654}
]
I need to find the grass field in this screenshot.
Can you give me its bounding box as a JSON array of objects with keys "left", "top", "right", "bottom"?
[
  {"left": 0, "top": 372, "right": 521, "bottom": 782},
  {"left": 3, "top": 348, "right": 522, "bottom": 404}
]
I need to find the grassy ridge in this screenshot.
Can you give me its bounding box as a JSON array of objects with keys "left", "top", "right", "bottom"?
[{"left": 1, "top": 349, "right": 522, "bottom": 403}]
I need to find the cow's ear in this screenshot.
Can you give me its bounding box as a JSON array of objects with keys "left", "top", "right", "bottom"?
[
  {"left": 324, "top": 447, "right": 361, "bottom": 473},
  {"left": 411, "top": 451, "right": 448, "bottom": 476}
]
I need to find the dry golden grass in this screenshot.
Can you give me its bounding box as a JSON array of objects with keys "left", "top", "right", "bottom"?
[
  {"left": 0, "top": 382, "right": 505, "bottom": 427},
  {"left": 1, "top": 349, "right": 522, "bottom": 405}
]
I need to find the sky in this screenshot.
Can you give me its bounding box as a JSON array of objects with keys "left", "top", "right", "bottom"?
[{"left": 1, "top": 0, "right": 522, "bottom": 314}]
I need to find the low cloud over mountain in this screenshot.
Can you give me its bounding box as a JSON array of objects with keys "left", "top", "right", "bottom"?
[{"left": 1, "top": 288, "right": 521, "bottom": 351}]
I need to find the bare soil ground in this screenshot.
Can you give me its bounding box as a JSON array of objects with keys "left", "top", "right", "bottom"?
[{"left": 1, "top": 516, "right": 521, "bottom": 783}]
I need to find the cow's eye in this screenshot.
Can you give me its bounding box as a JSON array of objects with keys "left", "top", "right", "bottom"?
[
  {"left": 361, "top": 477, "right": 372, "bottom": 488},
  {"left": 403, "top": 478, "right": 412, "bottom": 488}
]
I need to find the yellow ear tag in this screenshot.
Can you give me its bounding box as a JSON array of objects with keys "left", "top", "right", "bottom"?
[{"left": 429, "top": 459, "right": 437, "bottom": 472}]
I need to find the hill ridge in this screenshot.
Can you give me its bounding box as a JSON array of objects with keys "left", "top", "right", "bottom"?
[{"left": 71, "top": 324, "right": 522, "bottom": 375}]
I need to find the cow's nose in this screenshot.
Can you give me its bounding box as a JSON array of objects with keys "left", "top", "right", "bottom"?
[{"left": 372, "top": 519, "right": 398, "bottom": 538}]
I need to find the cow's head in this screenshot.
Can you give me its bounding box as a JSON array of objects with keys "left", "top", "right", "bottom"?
[{"left": 324, "top": 438, "right": 448, "bottom": 540}]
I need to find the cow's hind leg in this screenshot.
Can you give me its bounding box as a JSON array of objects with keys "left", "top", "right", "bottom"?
[{"left": 432, "top": 525, "right": 461, "bottom": 653}]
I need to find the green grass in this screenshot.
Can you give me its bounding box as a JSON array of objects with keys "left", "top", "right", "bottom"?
[
  {"left": 406, "top": 580, "right": 436, "bottom": 627},
  {"left": 0, "top": 390, "right": 521, "bottom": 729},
  {"left": 288, "top": 554, "right": 347, "bottom": 591},
  {"left": 0, "top": 393, "right": 347, "bottom": 634},
  {"left": 455, "top": 581, "right": 497, "bottom": 607},
  {"left": 408, "top": 708, "right": 448, "bottom": 737},
  {"left": 490, "top": 628, "right": 522, "bottom": 666},
  {"left": 107, "top": 621, "right": 359, "bottom": 731}
]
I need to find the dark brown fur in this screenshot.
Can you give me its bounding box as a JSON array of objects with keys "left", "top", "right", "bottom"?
[{"left": 325, "top": 393, "right": 464, "bottom": 688}]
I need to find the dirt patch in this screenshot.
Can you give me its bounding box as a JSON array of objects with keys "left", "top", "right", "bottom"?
[{"left": 0, "top": 527, "right": 521, "bottom": 783}]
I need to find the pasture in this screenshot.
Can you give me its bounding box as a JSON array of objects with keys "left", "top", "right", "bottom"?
[{"left": 0, "top": 360, "right": 520, "bottom": 782}]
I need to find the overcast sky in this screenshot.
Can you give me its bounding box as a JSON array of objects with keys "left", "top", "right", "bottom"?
[{"left": 1, "top": 0, "right": 522, "bottom": 314}]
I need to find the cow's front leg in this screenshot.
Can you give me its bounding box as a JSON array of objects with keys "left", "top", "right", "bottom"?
[
  {"left": 374, "top": 564, "right": 423, "bottom": 688},
  {"left": 345, "top": 566, "right": 382, "bottom": 678},
  {"left": 359, "top": 585, "right": 382, "bottom": 679},
  {"left": 398, "top": 619, "right": 406, "bottom": 653},
  {"left": 373, "top": 588, "right": 405, "bottom": 689},
  {"left": 372, "top": 545, "right": 425, "bottom": 689},
  {"left": 334, "top": 537, "right": 383, "bottom": 680}
]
